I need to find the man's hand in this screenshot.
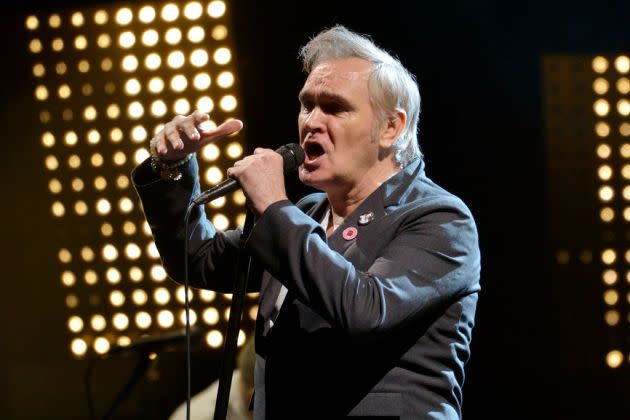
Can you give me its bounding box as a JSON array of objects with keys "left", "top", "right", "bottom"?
[
  {"left": 227, "top": 148, "right": 288, "bottom": 215},
  {"left": 152, "top": 110, "right": 243, "bottom": 162}
]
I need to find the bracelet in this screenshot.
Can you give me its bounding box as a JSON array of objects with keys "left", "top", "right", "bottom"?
[{"left": 149, "top": 138, "right": 193, "bottom": 181}]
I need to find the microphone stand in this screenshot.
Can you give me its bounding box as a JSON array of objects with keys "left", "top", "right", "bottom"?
[{"left": 213, "top": 208, "right": 255, "bottom": 420}]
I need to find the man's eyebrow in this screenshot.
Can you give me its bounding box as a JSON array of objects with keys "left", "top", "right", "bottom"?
[{"left": 298, "top": 90, "right": 354, "bottom": 109}]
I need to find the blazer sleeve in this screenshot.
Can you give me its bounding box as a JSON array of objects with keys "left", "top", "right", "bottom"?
[
  {"left": 244, "top": 198, "right": 481, "bottom": 336},
  {"left": 132, "top": 156, "right": 252, "bottom": 293}
]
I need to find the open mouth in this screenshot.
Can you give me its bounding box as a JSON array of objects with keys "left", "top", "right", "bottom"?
[{"left": 304, "top": 142, "right": 325, "bottom": 161}]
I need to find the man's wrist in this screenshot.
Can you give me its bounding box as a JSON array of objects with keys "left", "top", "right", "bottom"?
[{"left": 149, "top": 137, "right": 192, "bottom": 181}]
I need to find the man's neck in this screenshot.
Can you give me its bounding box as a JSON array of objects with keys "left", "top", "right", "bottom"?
[{"left": 325, "top": 163, "right": 401, "bottom": 218}]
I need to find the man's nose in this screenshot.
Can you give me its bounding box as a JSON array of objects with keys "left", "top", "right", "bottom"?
[{"left": 303, "top": 107, "right": 326, "bottom": 133}]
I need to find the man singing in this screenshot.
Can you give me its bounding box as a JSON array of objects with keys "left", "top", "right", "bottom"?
[{"left": 134, "top": 25, "right": 480, "bottom": 419}]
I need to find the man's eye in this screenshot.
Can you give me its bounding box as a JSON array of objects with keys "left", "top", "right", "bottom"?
[{"left": 323, "top": 104, "right": 344, "bottom": 114}]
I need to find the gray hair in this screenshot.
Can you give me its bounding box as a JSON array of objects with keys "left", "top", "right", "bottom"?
[{"left": 299, "top": 25, "right": 422, "bottom": 166}]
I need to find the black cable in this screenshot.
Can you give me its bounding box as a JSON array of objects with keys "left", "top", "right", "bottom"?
[{"left": 184, "top": 203, "right": 196, "bottom": 420}]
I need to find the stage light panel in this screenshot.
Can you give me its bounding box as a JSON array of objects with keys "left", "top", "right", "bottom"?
[
  {"left": 29, "top": 1, "right": 249, "bottom": 358},
  {"left": 546, "top": 54, "right": 630, "bottom": 368}
]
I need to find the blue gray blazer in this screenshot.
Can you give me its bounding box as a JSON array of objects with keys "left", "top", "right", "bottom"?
[{"left": 133, "top": 157, "right": 481, "bottom": 420}]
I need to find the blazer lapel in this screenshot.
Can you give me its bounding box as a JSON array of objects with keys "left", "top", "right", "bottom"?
[
  {"left": 326, "top": 159, "right": 424, "bottom": 254},
  {"left": 258, "top": 194, "right": 329, "bottom": 333}
]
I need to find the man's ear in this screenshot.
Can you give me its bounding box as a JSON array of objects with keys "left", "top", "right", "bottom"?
[{"left": 379, "top": 109, "right": 407, "bottom": 149}]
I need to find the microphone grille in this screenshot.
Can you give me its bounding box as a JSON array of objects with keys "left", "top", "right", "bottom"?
[{"left": 276, "top": 143, "right": 305, "bottom": 173}]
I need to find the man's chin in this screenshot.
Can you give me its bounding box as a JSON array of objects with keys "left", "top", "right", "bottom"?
[{"left": 299, "top": 169, "right": 325, "bottom": 189}]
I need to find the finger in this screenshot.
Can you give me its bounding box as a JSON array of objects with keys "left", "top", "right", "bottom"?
[
  {"left": 191, "top": 109, "right": 210, "bottom": 124},
  {"left": 180, "top": 115, "right": 201, "bottom": 141},
  {"left": 199, "top": 119, "right": 244, "bottom": 144},
  {"left": 226, "top": 165, "right": 241, "bottom": 178},
  {"left": 154, "top": 130, "right": 168, "bottom": 155},
  {"left": 164, "top": 122, "right": 184, "bottom": 150}
]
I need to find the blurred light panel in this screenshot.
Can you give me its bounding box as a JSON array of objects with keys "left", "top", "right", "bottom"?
[
  {"left": 28, "top": 1, "right": 249, "bottom": 358},
  {"left": 590, "top": 55, "right": 630, "bottom": 368},
  {"left": 545, "top": 54, "right": 630, "bottom": 369}
]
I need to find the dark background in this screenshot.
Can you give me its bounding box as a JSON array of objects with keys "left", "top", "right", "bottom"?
[{"left": 2, "top": 0, "right": 630, "bottom": 418}]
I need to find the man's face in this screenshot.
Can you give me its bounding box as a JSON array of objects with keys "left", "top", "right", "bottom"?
[{"left": 297, "top": 57, "right": 383, "bottom": 192}]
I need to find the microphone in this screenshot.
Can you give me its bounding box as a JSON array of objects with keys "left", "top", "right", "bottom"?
[
  {"left": 191, "top": 143, "right": 305, "bottom": 206},
  {"left": 106, "top": 325, "right": 203, "bottom": 356}
]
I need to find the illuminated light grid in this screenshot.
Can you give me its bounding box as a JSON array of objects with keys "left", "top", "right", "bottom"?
[
  {"left": 544, "top": 54, "right": 630, "bottom": 369},
  {"left": 590, "top": 54, "right": 630, "bottom": 368},
  {"left": 26, "top": 1, "right": 250, "bottom": 358}
]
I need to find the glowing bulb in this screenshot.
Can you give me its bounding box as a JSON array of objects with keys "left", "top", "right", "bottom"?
[
  {"left": 139, "top": 6, "right": 156, "bottom": 23},
  {"left": 157, "top": 310, "right": 175, "bottom": 328},
  {"left": 203, "top": 308, "right": 219, "bottom": 325},
  {"left": 71, "top": 338, "right": 87, "bottom": 356},
  {"left": 174, "top": 98, "right": 191, "bottom": 114},
  {"left": 97, "top": 33, "right": 111, "bottom": 48},
  {"left": 124, "top": 79, "right": 141, "bottom": 96},
  {"left": 214, "top": 47, "right": 231, "bottom": 65},
  {"left": 94, "top": 10, "right": 108, "bottom": 25},
  {"left": 190, "top": 49, "right": 209, "bottom": 67},
  {"left": 592, "top": 56, "right": 609, "bottom": 74},
  {"left": 135, "top": 311, "right": 152, "bottom": 329},
  {"left": 151, "top": 264, "right": 167, "bottom": 282},
  {"left": 196, "top": 96, "right": 214, "bottom": 112},
  {"left": 165, "top": 28, "right": 182, "bottom": 45},
  {"left": 188, "top": 26, "right": 205, "bottom": 43},
  {"left": 176, "top": 286, "right": 194, "bottom": 303},
  {"left": 106, "top": 267, "right": 121, "bottom": 284},
  {"left": 207, "top": 1, "right": 226, "bottom": 18},
  {"left": 193, "top": 73, "right": 211, "bottom": 90},
  {"left": 110, "top": 290, "right": 125, "bottom": 306},
  {"left": 149, "top": 77, "right": 165, "bottom": 93},
  {"left": 594, "top": 99, "right": 610, "bottom": 116},
  {"left": 142, "top": 29, "right": 159, "bottom": 46},
  {"left": 615, "top": 55, "right": 630, "bottom": 74},
  {"left": 170, "top": 74, "right": 188, "bottom": 92},
  {"left": 119, "top": 31, "right": 136, "bottom": 48},
  {"left": 184, "top": 2, "right": 203, "bottom": 19},
  {"left": 167, "top": 50, "right": 185, "bottom": 69},
  {"left": 96, "top": 198, "right": 112, "bottom": 215},
  {"left": 113, "top": 313, "right": 129, "bottom": 330},
  {"left": 68, "top": 316, "right": 83, "bottom": 332},
  {"left": 154, "top": 288, "right": 170, "bottom": 305},
  {"left": 151, "top": 100, "right": 167, "bottom": 117},
  {"left": 161, "top": 4, "right": 180, "bottom": 22},
  {"left": 145, "top": 53, "right": 162, "bottom": 70},
  {"left": 206, "top": 330, "right": 223, "bottom": 348},
  {"left": 132, "top": 289, "right": 148, "bottom": 306},
  {"left": 217, "top": 71, "right": 234, "bottom": 88},
  {"left": 202, "top": 143, "right": 220, "bottom": 161},
  {"left": 102, "top": 243, "right": 118, "bottom": 261},
  {"left": 116, "top": 8, "right": 133, "bottom": 25},
  {"left": 125, "top": 243, "right": 141, "bottom": 259}
]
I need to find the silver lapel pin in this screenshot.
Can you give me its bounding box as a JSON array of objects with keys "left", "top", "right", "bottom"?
[{"left": 358, "top": 211, "right": 375, "bottom": 226}]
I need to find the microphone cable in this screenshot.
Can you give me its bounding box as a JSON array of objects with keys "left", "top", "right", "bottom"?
[{"left": 184, "top": 202, "right": 196, "bottom": 420}]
